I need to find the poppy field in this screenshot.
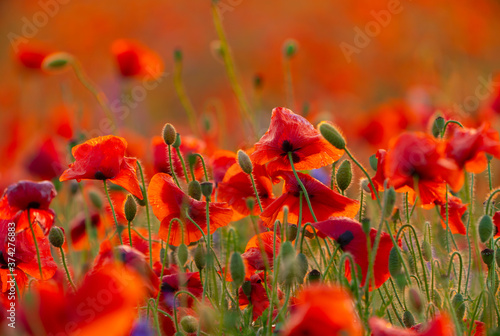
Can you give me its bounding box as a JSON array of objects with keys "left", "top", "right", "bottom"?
[{"left": 2, "top": 1, "right": 500, "bottom": 335}]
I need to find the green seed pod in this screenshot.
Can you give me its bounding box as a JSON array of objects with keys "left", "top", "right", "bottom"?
[
  {"left": 361, "top": 218, "right": 371, "bottom": 235},
  {"left": 295, "top": 253, "right": 309, "bottom": 284},
  {"left": 308, "top": 269, "right": 321, "bottom": 283},
  {"left": 431, "top": 116, "right": 445, "bottom": 138},
  {"left": 134, "top": 186, "right": 147, "bottom": 207},
  {"left": 369, "top": 154, "right": 378, "bottom": 171},
  {"left": 319, "top": 122, "right": 346, "bottom": 150},
  {"left": 421, "top": 240, "right": 433, "bottom": 262},
  {"left": 254, "top": 73, "right": 263, "bottom": 90},
  {"left": 336, "top": 160, "right": 352, "bottom": 192},
  {"left": 286, "top": 224, "right": 298, "bottom": 242},
  {"left": 407, "top": 253, "right": 416, "bottom": 274},
  {"left": 383, "top": 187, "right": 396, "bottom": 218},
  {"left": 283, "top": 39, "right": 298, "bottom": 58},
  {"left": 88, "top": 190, "right": 103, "bottom": 210},
  {"left": 172, "top": 133, "right": 181, "bottom": 148},
  {"left": 242, "top": 280, "right": 252, "bottom": 300},
  {"left": 200, "top": 182, "right": 213, "bottom": 199},
  {"left": 230, "top": 252, "right": 245, "bottom": 288},
  {"left": 162, "top": 123, "right": 177, "bottom": 146},
  {"left": 124, "top": 195, "right": 137, "bottom": 222},
  {"left": 245, "top": 197, "right": 255, "bottom": 211},
  {"left": 177, "top": 244, "right": 188, "bottom": 266},
  {"left": 388, "top": 247, "right": 402, "bottom": 278},
  {"left": 188, "top": 180, "right": 202, "bottom": 201},
  {"left": 48, "top": 226, "right": 65, "bottom": 248},
  {"left": 187, "top": 154, "right": 198, "bottom": 172},
  {"left": 432, "top": 289, "right": 442, "bottom": 308},
  {"left": 237, "top": 150, "right": 253, "bottom": 174},
  {"left": 403, "top": 310, "right": 416, "bottom": 328},
  {"left": 194, "top": 244, "right": 206, "bottom": 270},
  {"left": 481, "top": 248, "right": 494, "bottom": 268},
  {"left": 280, "top": 241, "right": 295, "bottom": 261},
  {"left": 173, "top": 49, "right": 183, "bottom": 62},
  {"left": 160, "top": 247, "right": 168, "bottom": 265},
  {"left": 478, "top": 215, "right": 494, "bottom": 243},
  {"left": 42, "top": 52, "right": 73, "bottom": 71},
  {"left": 180, "top": 316, "right": 198, "bottom": 334},
  {"left": 408, "top": 288, "right": 423, "bottom": 314},
  {"left": 452, "top": 293, "right": 465, "bottom": 320}
]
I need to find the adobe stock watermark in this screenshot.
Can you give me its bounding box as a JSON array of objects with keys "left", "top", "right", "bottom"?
[
  {"left": 452, "top": 75, "right": 500, "bottom": 117},
  {"left": 339, "top": 0, "right": 404, "bottom": 63},
  {"left": 7, "top": 0, "right": 70, "bottom": 53},
  {"left": 215, "top": 0, "right": 244, "bottom": 20}
]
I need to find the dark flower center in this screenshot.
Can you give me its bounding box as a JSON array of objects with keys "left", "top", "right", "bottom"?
[
  {"left": 337, "top": 230, "right": 354, "bottom": 250},
  {"left": 94, "top": 171, "right": 107, "bottom": 180},
  {"left": 27, "top": 201, "right": 41, "bottom": 209},
  {"left": 280, "top": 140, "right": 301, "bottom": 163}
]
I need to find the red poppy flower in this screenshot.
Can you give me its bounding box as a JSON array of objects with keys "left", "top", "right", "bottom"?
[
  {"left": 312, "top": 217, "right": 395, "bottom": 290},
  {"left": 60, "top": 135, "right": 143, "bottom": 199},
  {"left": 148, "top": 173, "right": 233, "bottom": 246},
  {"left": 439, "top": 196, "right": 467, "bottom": 235},
  {"left": 242, "top": 232, "right": 281, "bottom": 272},
  {"left": 21, "top": 265, "right": 145, "bottom": 336},
  {"left": 14, "top": 43, "right": 52, "bottom": 70},
  {"left": 251, "top": 107, "right": 343, "bottom": 174},
  {"left": 26, "top": 138, "right": 64, "bottom": 180},
  {"left": 492, "top": 211, "right": 500, "bottom": 237},
  {"left": 111, "top": 39, "right": 164, "bottom": 80},
  {"left": 445, "top": 123, "right": 500, "bottom": 191},
  {"left": 282, "top": 284, "right": 363, "bottom": 336},
  {"left": 160, "top": 270, "right": 203, "bottom": 309},
  {"left": 384, "top": 132, "right": 458, "bottom": 207},
  {"left": 69, "top": 212, "right": 106, "bottom": 251},
  {"left": 210, "top": 150, "right": 237, "bottom": 185},
  {"left": 218, "top": 162, "right": 274, "bottom": 220},
  {"left": 111, "top": 227, "right": 160, "bottom": 264},
  {"left": 369, "top": 314, "right": 454, "bottom": 336},
  {"left": 260, "top": 171, "right": 359, "bottom": 227},
  {"left": 238, "top": 273, "right": 273, "bottom": 321}
]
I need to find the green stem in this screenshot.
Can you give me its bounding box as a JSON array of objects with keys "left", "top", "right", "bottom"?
[
  {"left": 137, "top": 162, "right": 152, "bottom": 266},
  {"left": 173, "top": 54, "right": 199, "bottom": 136},
  {"left": 345, "top": 148, "right": 382, "bottom": 208},
  {"left": 288, "top": 152, "right": 317, "bottom": 222},
  {"left": 168, "top": 144, "right": 181, "bottom": 188},
  {"left": 59, "top": 247, "right": 76, "bottom": 291},
  {"left": 103, "top": 180, "right": 123, "bottom": 245},
  {"left": 249, "top": 173, "right": 263, "bottom": 213},
  {"left": 176, "top": 147, "right": 190, "bottom": 184},
  {"left": 27, "top": 210, "right": 44, "bottom": 280}
]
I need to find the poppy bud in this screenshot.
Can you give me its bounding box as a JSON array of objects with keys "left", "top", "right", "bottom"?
[
  {"left": 88, "top": 190, "right": 103, "bottom": 210},
  {"left": 280, "top": 241, "right": 295, "bottom": 261},
  {"left": 237, "top": 150, "right": 253, "bottom": 174},
  {"left": 242, "top": 280, "right": 252, "bottom": 300},
  {"left": 307, "top": 269, "right": 321, "bottom": 283},
  {"left": 254, "top": 73, "right": 263, "bottom": 90},
  {"left": 286, "top": 224, "right": 298, "bottom": 242},
  {"left": 134, "top": 186, "right": 147, "bottom": 207},
  {"left": 361, "top": 178, "right": 371, "bottom": 193},
  {"left": 408, "top": 288, "right": 423, "bottom": 314},
  {"left": 295, "top": 253, "right": 309, "bottom": 284},
  {"left": 230, "top": 252, "right": 245, "bottom": 288},
  {"left": 49, "top": 226, "right": 65, "bottom": 248},
  {"left": 70, "top": 181, "right": 79, "bottom": 195},
  {"left": 478, "top": 215, "right": 494, "bottom": 243},
  {"left": 431, "top": 116, "right": 445, "bottom": 138},
  {"left": 173, "top": 49, "right": 183, "bottom": 62},
  {"left": 42, "top": 52, "right": 73, "bottom": 71},
  {"left": 388, "top": 247, "right": 402, "bottom": 278},
  {"left": 160, "top": 247, "right": 169, "bottom": 267},
  {"left": 369, "top": 154, "right": 378, "bottom": 171},
  {"left": 403, "top": 310, "right": 415, "bottom": 328},
  {"left": 245, "top": 197, "right": 255, "bottom": 211},
  {"left": 180, "top": 316, "right": 198, "bottom": 334},
  {"left": 188, "top": 180, "right": 202, "bottom": 201},
  {"left": 188, "top": 154, "right": 198, "bottom": 172},
  {"left": 172, "top": 133, "right": 181, "bottom": 149},
  {"left": 496, "top": 248, "right": 500, "bottom": 269},
  {"left": 162, "top": 123, "right": 177, "bottom": 146},
  {"left": 486, "top": 153, "right": 494, "bottom": 161},
  {"left": 452, "top": 293, "right": 465, "bottom": 320},
  {"left": 283, "top": 39, "right": 298, "bottom": 58},
  {"left": 481, "top": 248, "right": 494, "bottom": 267},
  {"left": 432, "top": 290, "right": 442, "bottom": 308},
  {"left": 200, "top": 182, "right": 213, "bottom": 199},
  {"left": 177, "top": 244, "right": 188, "bottom": 266},
  {"left": 361, "top": 218, "right": 371, "bottom": 235},
  {"left": 124, "top": 195, "right": 137, "bottom": 222},
  {"left": 319, "top": 122, "right": 346, "bottom": 150},
  {"left": 336, "top": 160, "right": 352, "bottom": 192},
  {"left": 194, "top": 244, "right": 206, "bottom": 270},
  {"left": 383, "top": 187, "right": 396, "bottom": 218},
  {"left": 421, "top": 240, "right": 432, "bottom": 262}
]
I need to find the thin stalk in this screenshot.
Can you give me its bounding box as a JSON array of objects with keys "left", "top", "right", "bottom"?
[
  {"left": 27, "top": 210, "right": 44, "bottom": 280},
  {"left": 103, "top": 180, "right": 123, "bottom": 245}
]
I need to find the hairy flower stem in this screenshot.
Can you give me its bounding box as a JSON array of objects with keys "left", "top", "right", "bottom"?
[
  {"left": 27, "top": 210, "right": 44, "bottom": 281},
  {"left": 103, "top": 180, "right": 124, "bottom": 245}
]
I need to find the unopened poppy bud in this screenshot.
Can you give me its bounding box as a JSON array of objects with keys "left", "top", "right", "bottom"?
[
  {"left": 403, "top": 310, "right": 415, "bottom": 328},
  {"left": 308, "top": 269, "right": 321, "bottom": 283},
  {"left": 173, "top": 49, "right": 183, "bottom": 62},
  {"left": 42, "top": 52, "right": 73, "bottom": 71},
  {"left": 287, "top": 224, "right": 298, "bottom": 242},
  {"left": 432, "top": 290, "right": 442, "bottom": 308},
  {"left": 245, "top": 197, "right": 255, "bottom": 211},
  {"left": 254, "top": 73, "right": 263, "bottom": 90},
  {"left": 383, "top": 187, "right": 396, "bottom": 218},
  {"left": 70, "top": 181, "right": 79, "bottom": 195},
  {"left": 280, "top": 241, "right": 295, "bottom": 261},
  {"left": 295, "top": 253, "right": 309, "bottom": 284},
  {"left": 478, "top": 215, "right": 494, "bottom": 243},
  {"left": 200, "top": 182, "right": 213, "bottom": 198},
  {"left": 481, "top": 248, "right": 494, "bottom": 267},
  {"left": 431, "top": 116, "right": 445, "bottom": 138},
  {"left": 361, "top": 178, "right": 371, "bottom": 193},
  {"left": 421, "top": 240, "right": 432, "bottom": 262},
  {"left": 124, "top": 195, "right": 137, "bottom": 222},
  {"left": 49, "top": 226, "right": 65, "bottom": 248},
  {"left": 134, "top": 186, "right": 147, "bottom": 207},
  {"left": 210, "top": 40, "right": 224, "bottom": 62},
  {"left": 496, "top": 248, "right": 500, "bottom": 268},
  {"left": 336, "top": 160, "right": 352, "bottom": 192},
  {"left": 188, "top": 154, "right": 198, "bottom": 172},
  {"left": 452, "top": 293, "right": 465, "bottom": 320},
  {"left": 369, "top": 154, "right": 378, "bottom": 171},
  {"left": 242, "top": 280, "right": 252, "bottom": 300},
  {"left": 361, "top": 218, "right": 371, "bottom": 235},
  {"left": 194, "top": 244, "right": 206, "bottom": 270},
  {"left": 180, "top": 316, "right": 198, "bottom": 334},
  {"left": 177, "top": 244, "right": 188, "bottom": 266},
  {"left": 237, "top": 150, "right": 253, "bottom": 174},
  {"left": 486, "top": 153, "right": 494, "bottom": 161},
  {"left": 188, "top": 180, "right": 202, "bottom": 201},
  {"left": 388, "top": 247, "right": 402, "bottom": 278},
  {"left": 172, "top": 133, "right": 181, "bottom": 148},
  {"left": 162, "top": 123, "right": 177, "bottom": 146},
  {"left": 283, "top": 39, "right": 298, "bottom": 58},
  {"left": 408, "top": 288, "right": 423, "bottom": 314},
  {"left": 230, "top": 252, "right": 245, "bottom": 288},
  {"left": 88, "top": 190, "right": 103, "bottom": 210},
  {"left": 319, "top": 122, "right": 346, "bottom": 150}
]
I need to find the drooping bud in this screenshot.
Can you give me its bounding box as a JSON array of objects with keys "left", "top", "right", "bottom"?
[
  {"left": 452, "top": 293, "right": 465, "bottom": 320},
  {"left": 254, "top": 73, "right": 263, "bottom": 90},
  {"left": 319, "top": 122, "right": 346, "bottom": 150},
  {"left": 481, "top": 248, "right": 494, "bottom": 267},
  {"left": 230, "top": 252, "right": 245, "bottom": 288},
  {"left": 496, "top": 248, "right": 500, "bottom": 269},
  {"left": 421, "top": 240, "right": 433, "bottom": 262},
  {"left": 177, "top": 244, "right": 188, "bottom": 266},
  {"left": 282, "top": 39, "right": 298, "bottom": 58},
  {"left": 124, "top": 195, "right": 137, "bottom": 222},
  {"left": 187, "top": 154, "right": 198, "bottom": 174},
  {"left": 383, "top": 187, "right": 396, "bottom": 218},
  {"left": 49, "top": 226, "right": 65, "bottom": 248},
  {"left": 478, "top": 215, "right": 494, "bottom": 243},
  {"left": 237, "top": 150, "right": 253, "bottom": 174},
  {"left": 42, "top": 52, "right": 73, "bottom": 71},
  {"left": 295, "top": 253, "right": 309, "bottom": 284},
  {"left": 172, "top": 133, "right": 181, "bottom": 149},
  {"left": 245, "top": 197, "right": 255, "bottom": 211},
  {"left": 361, "top": 178, "right": 371, "bottom": 193},
  {"left": 361, "top": 218, "right": 371, "bottom": 235},
  {"left": 173, "top": 49, "right": 183, "bottom": 62},
  {"left": 88, "top": 190, "right": 103, "bottom": 210},
  {"left": 408, "top": 288, "right": 423, "bottom": 314},
  {"left": 307, "top": 269, "right": 321, "bottom": 283},
  {"left": 188, "top": 180, "right": 202, "bottom": 201},
  {"left": 241, "top": 280, "right": 252, "bottom": 300},
  {"left": 388, "top": 247, "right": 402, "bottom": 278},
  {"left": 200, "top": 182, "right": 213, "bottom": 199},
  {"left": 403, "top": 310, "right": 415, "bottom": 328},
  {"left": 432, "top": 290, "right": 442, "bottom": 308},
  {"left": 180, "top": 316, "right": 198, "bottom": 334},
  {"left": 431, "top": 116, "right": 445, "bottom": 138},
  {"left": 287, "top": 224, "right": 298, "bottom": 242},
  {"left": 194, "top": 244, "right": 206, "bottom": 270},
  {"left": 336, "top": 160, "right": 352, "bottom": 192},
  {"left": 369, "top": 154, "right": 378, "bottom": 171},
  {"left": 162, "top": 123, "right": 177, "bottom": 146}
]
